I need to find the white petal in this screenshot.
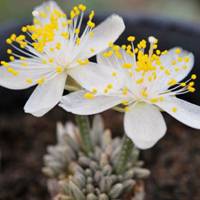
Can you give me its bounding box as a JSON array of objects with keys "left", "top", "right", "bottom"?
[
  {"left": 97, "top": 48, "right": 134, "bottom": 68},
  {"left": 156, "top": 97, "right": 200, "bottom": 129},
  {"left": 160, "top": 47, "right": 194, "bottom": 82},
  {"left": 0, "top": 60, "right": 53, "bottom": 90},
  {"left": 24, "top": 73, "right": 67, "bottom": 117},
  {"left": 32, "top": 1, "right": 68, "bottom": 62},
  {"left": 80, "top": 14, "right": 125, "bottom": 59},
  {"left": 60, "top": 90, "right": 122, "bottom": 115},
  {"left": 33, "top": 1, "right": 66, "bottom": 26},
  {"left": 68, "top": 62, "right": 123, "bottom": 94},
  {"left": 124, "top": 103, "right": 167, "bottom": 149},
  {"left": 97, "top": 48, "right": 136, "bottom": 91}
]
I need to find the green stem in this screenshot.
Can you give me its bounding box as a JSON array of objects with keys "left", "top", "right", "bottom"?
[
  {"left": 115, "top": 135, "right": 134, "bottom": 174},
  {"left": 75, "top": 115, "right": 93, "bottom": 155}
]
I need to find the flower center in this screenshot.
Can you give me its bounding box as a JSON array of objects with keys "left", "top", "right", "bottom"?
[{"left": 2, "top": 4, "right": 95, "bottom": 85}]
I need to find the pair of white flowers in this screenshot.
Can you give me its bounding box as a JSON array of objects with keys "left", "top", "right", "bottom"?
[{"left": 1, "top": 1, "right": 200, "bottom": 149}]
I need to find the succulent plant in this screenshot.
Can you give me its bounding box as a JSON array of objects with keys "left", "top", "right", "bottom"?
[{"left": 43, "top": 116, "right": 150, "bottom": 200}]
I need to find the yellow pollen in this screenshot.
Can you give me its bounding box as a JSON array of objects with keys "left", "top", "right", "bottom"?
[
  {"left": 77, "top": 59, "right": 89, "bottom": 65},
  {"left": 184, "top": 57, "right": 190, "bottom": 63},
  {"left": 182, "top": 65, "right": 188, "bottom": 70},
  {"left": 156, "top": 50, "right": 161, "bottom": 55},
  {"left": 141, "top": 89, "right": 148, "bottom": 98},
  {"left": 127, "top": 36, "right": 135, "bottom": 42},
  {"left": 89, "top": 10, "right": 95, "bottom": 20},
  {"left": 122, "top": 63, "right": 132, "bottom": 69},
  {"left": 56, "top": 66, "right": 63, "bottom": 73},
  {"left": 150, "top": 98, "right": 159, "bottom": 103},
  {"left": 178, "top": 57, "right": 183, "bottom": 62},
  {"left": 159, "top": 96, "right": 164, "bottom": 101},
  {"left": 189, "top": 82, "right": 195, "bottom": 87},
  {"left": 107, "top": 83, "right": 113, "bottom": 89},
  {"left": 56, "top": 42, "right": 61, "bottom": 50},
  {"left": 168, "top": 79, "right": 177, "bottom": 86},
  {"left": 160, "top": 66, "right": 165, "bottom": 70},
  {"left": 70, "top": 10, "right": 76, "bottom": 19},
  {"left": 174, "top": 67, "right": 180, "bottom": 72},
  {"left": 90, "top": 48, "right": 95, "bottom": 53},
  {"left": 22, "top": 26, "right": 27, "bottom": 32},
  {"left": 175, "top": 48, "right": 181, "bottom": 54},
  {"left": 1, "top": 61, "right": 9, "bottom": 67},
  {"left": 84, "top": 92, "right": 95, "bottom": 99},
  {"left": 62, "top": 21, "right": 67, "bottom": 27},
  {"left": 67, "top": 19, "right": 72, "bottom": 25},
  {"left": 89, "top": 31, "right": 94, "bottom": 38},
  {"left": 76, "top": 38, "right": 81, "bottom": 45},
  {"left": 78, "top": 4, "right": 87, "bottom": 12},
  {"left": 191, "top": 74, "right": 197, "bottom": 80},
  {"left": 112, "top": 71, "right": 117, "bottom": 77},
  {"left": 6, "top": 39, "right": 12, "bottom": 44},
  {"left": 162, "top": 50, "right": 168, "bottom": 55},
  {"left": 9, "top": 56, "right": 15, "bottom": 61},
  {"left": 91, "top": 88, "right": 97, "bottom": 94},
  {"left": 49, "top": 58, "right": 54, "bottom": 63},
  {"left": 188, "top": 86, "right": 195, "bottom": 93},
  {"left": 7, "top": 49, "right": 12, "bottom": 54},
  {"left": 164, "top": 69, "right": 171, "bottom": 76},
  {"left": 121, "top": 100, "right": 129, "bottom": 105},
  {"left": 153, "top": 44, "right": 158, "bottom": 49},
  {"left": 75, "top": 28, "right": 80, "bottom": 35},
  {"left": 61, "top": 32, "right": 69, "bottom": 39},
  {"left": 104, "top": 88, "right": 109, "bottom": 94},
  {"left": 7, "top": 67, "right": 19, "bottom": 76},
  {"left": 108, "top": 42, "right": 113, "bottom": 48},
  {"left": 103, "top": 50, "right": 113, "bottom": 58},
  {"left": 172, "top": 107, "right": 177, "bottom": 113},
  {"left": 124, "top": 106, "right": 130, "bottom": 112},
  {"left": 26, "top": 78, "right": 33, "bottom": 84},
  {"left": 122, "top": 87, "right": 128, "bottom": 95},
  {"left": 87, "top": 21, "right": 95, "bottom": 28},
  {"left": 129, "top": 71, "right": 133, "bottom": 77},
  {"left": 121, "top": 45, "right": 126, "bottom": 50},
  {"left": 171, "top": 60, "right": 176, "bottom": 65},
  {"left": 180, "top": 82, "right": 186, "bottom": 87},
  {"left": 37, "top": 77, "right": 45, "bottom": 85},
  {"left": 20, "top": 56, "right": 25, "bottom": 60},
  {"left": 136, "top": 78, "right": 144, "bottom": 84},
  {"left": 112, "top": 45, "right": 120, "bottom": 51},
  {"left": 10, "top": 34, "right": 16, "bottom": 41},
  {"left": 50, "top": 47, "right": 54, "bottom": 52}
]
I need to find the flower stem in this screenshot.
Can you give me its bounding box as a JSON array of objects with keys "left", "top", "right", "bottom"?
[
  {"left": 75, "top": 115, "right": 93, "bottom": 155},
  {"left": 115, "top": 135, "right": 134, "bottom": 174}
]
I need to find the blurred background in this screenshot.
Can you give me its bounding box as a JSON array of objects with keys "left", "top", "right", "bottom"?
[{"left": 0, "top": 0, "right": 200, "bottom": 24}]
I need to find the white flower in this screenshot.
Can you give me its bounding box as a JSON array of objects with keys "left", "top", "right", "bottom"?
[
  {"left": 60, "top": 36, "right": 200, "bottom": 149},
  {"left": 0, "top": 1, "right": 125, "bottom": 117}
]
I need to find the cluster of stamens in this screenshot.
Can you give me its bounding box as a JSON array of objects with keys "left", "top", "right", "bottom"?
[
  {"left": 1, "top": 4, "right": 95, "bottom": 84},
  {"left": 84, "top": 36, "right": 197, "bottom": 113}
]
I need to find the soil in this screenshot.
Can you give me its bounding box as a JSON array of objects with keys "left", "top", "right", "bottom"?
[{"left": 0, "top": 108, "right": 200, "bottom": 200}]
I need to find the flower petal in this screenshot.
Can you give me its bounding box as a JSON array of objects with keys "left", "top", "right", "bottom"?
[
  {"left": 80, "top": 14, "right": 125, "bottom": 59},
  {"left": 60, "top": 90, "right": 122, "bottom": 115},
  {"left": 24, "top": 73, "right": 67, "bottom": 117},
  {"left": 32, "top": 0, "right": 66, "bottom": 26},
  {"left": 156, "top": 97, "right": 200, "bottom": 129},
  {"left": 68, "top": 62, "right": 123, "bottom": 94},
  {"left": 97, "top": 48, "right": 136, "bottom": 91},
  {"left": 124, "top": 103, "right": 167, "bottom": 149},
  {"left": 160, "top": 47, "right": 194, "bottom": 82},
  {"left": 0, "top": 60, "right": 54, "bottom": 90}
]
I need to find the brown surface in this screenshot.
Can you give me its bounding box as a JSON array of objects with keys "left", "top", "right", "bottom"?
[{"left": 0, "top": 109, "right": 200, "bottom": 200}]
